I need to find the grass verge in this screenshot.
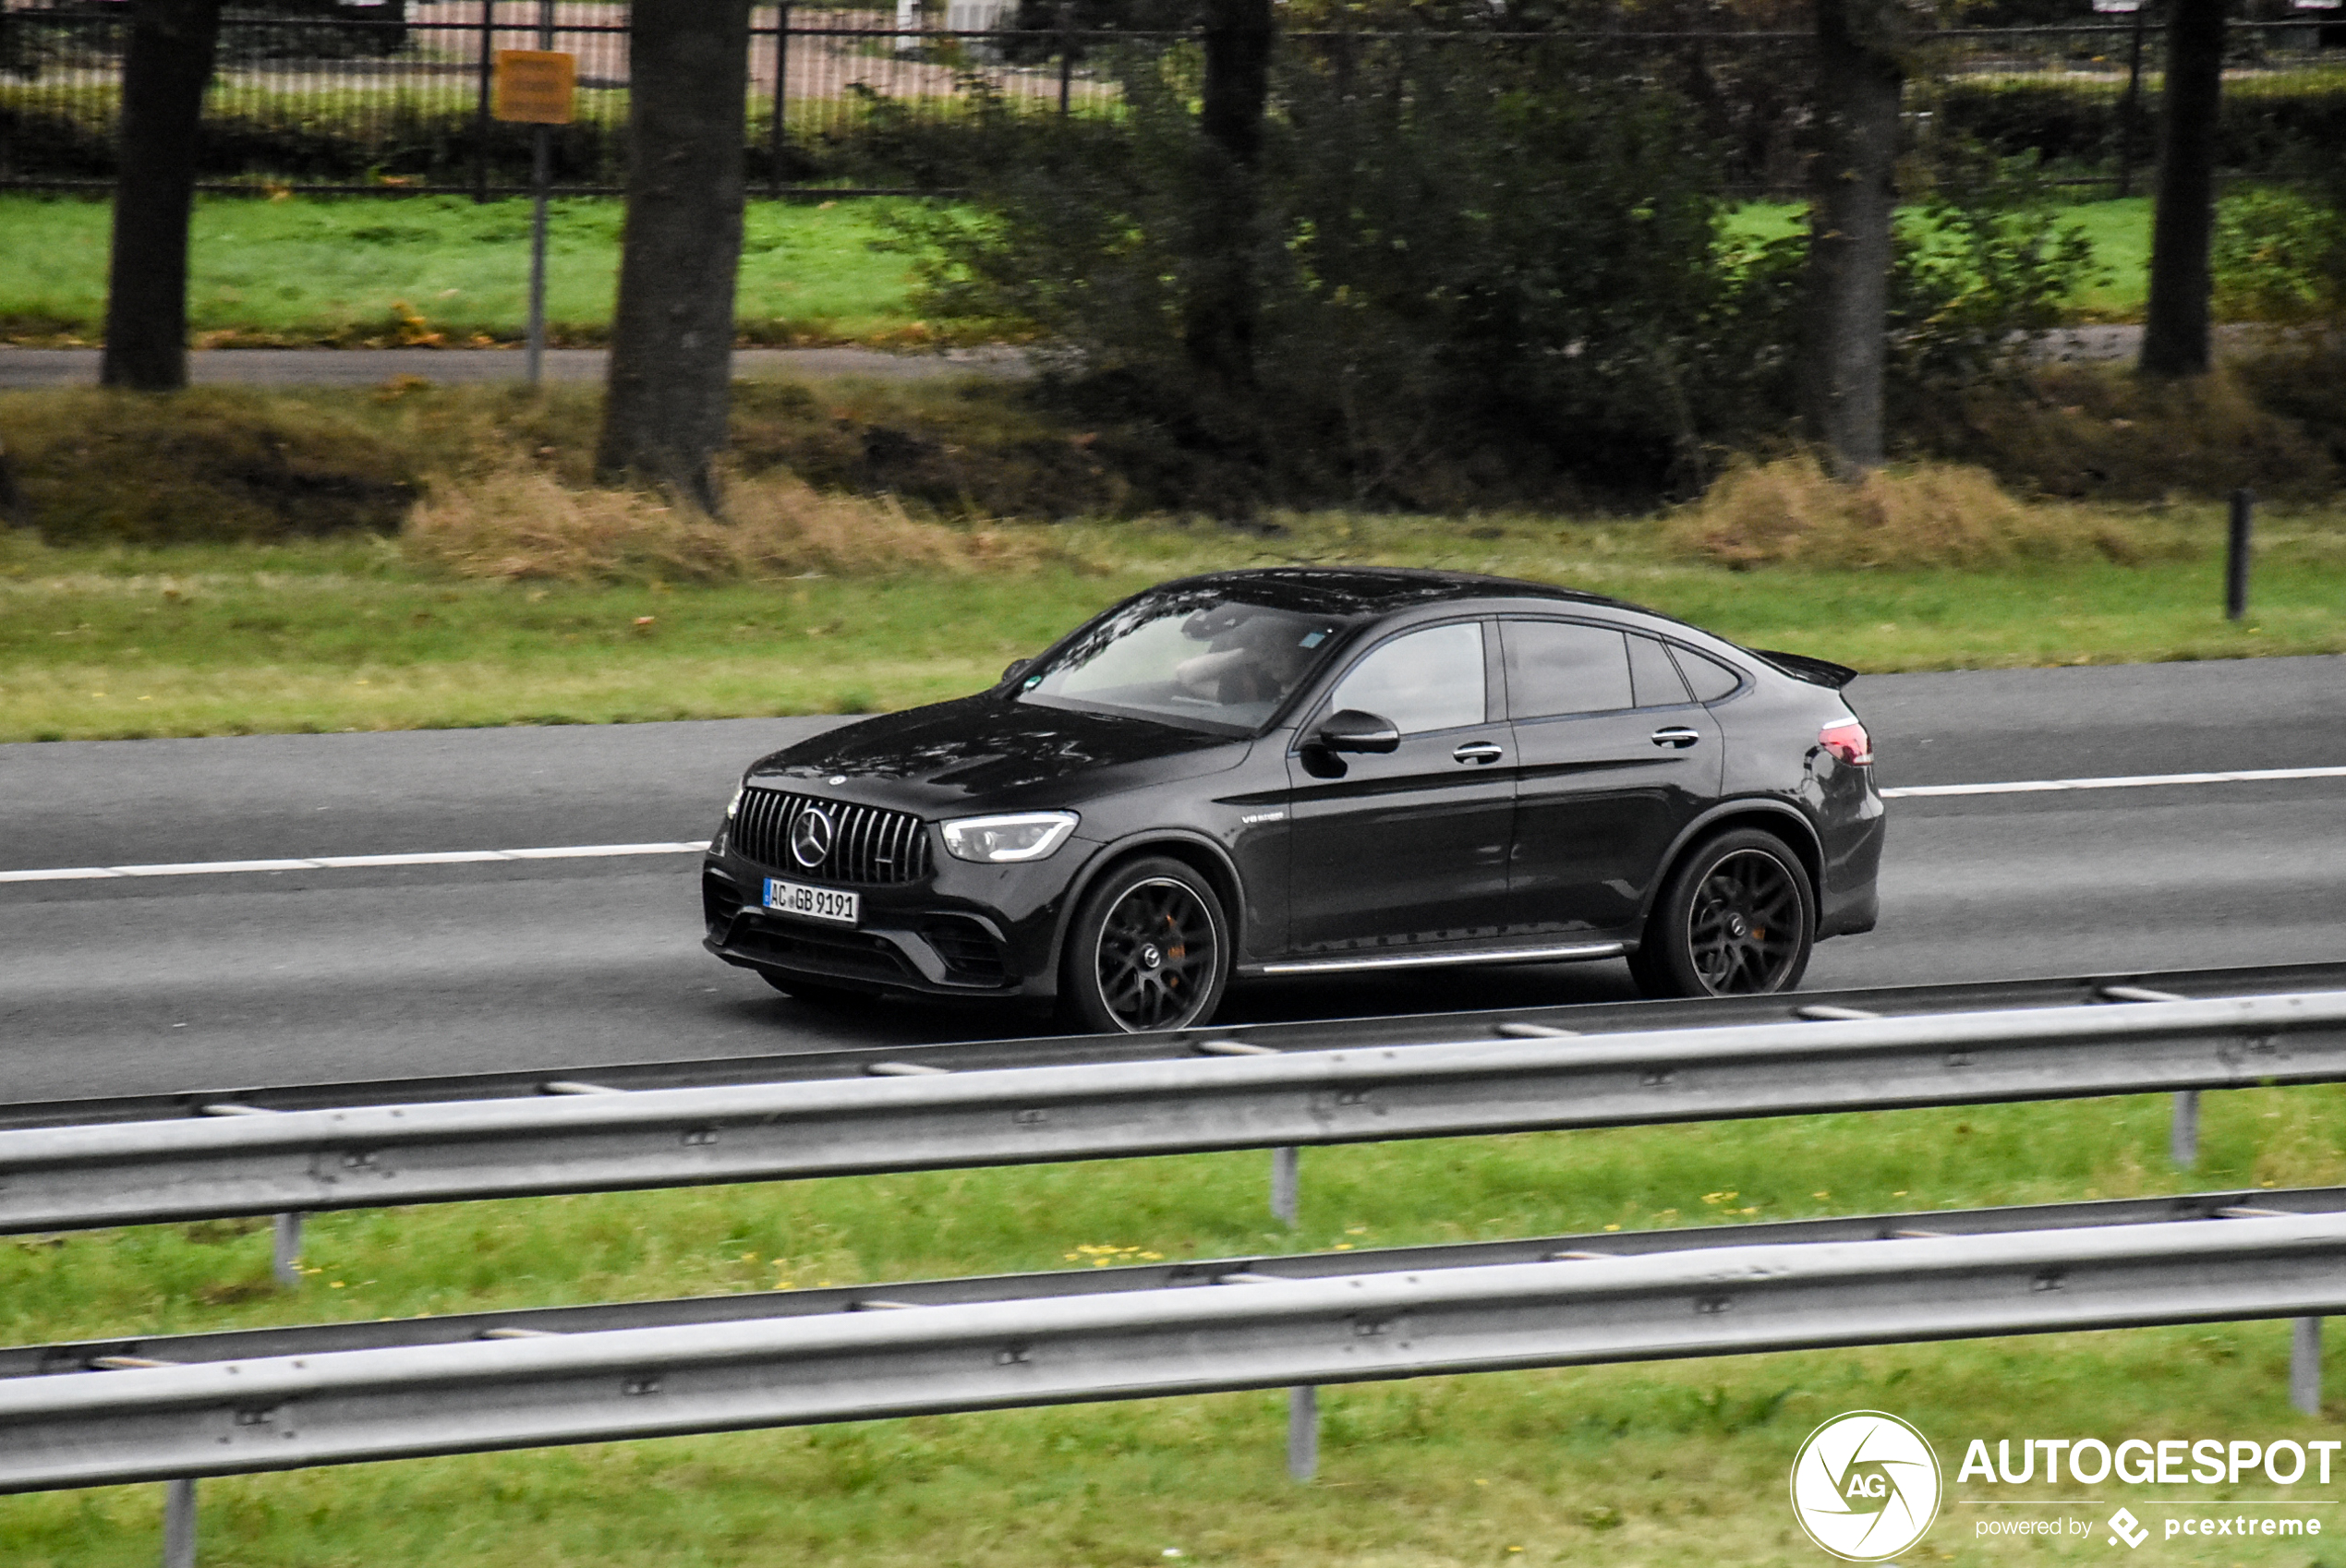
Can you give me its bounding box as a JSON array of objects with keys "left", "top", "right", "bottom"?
[
  {"left": 5, "top": 490, "right": 2344, "bottom": 742},
  {"left": 5, "top": 1084, "right": 2343, "bottom": 1566},
  {"left": 6, "top": 193, "right": 2166, "bottom": 351},
  {"left": 0, "top": 193, "right": 953, "bottom": 348}
]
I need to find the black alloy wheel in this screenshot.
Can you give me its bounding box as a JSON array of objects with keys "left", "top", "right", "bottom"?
[
  {"left": 1629, "top": 827, "right": 1815, "bottom": 999},
  {"left": 1063, "top": 856, "right": 1231, "bottom": 1033}
]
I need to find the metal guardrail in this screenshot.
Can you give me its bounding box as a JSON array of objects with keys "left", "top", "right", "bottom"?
[
  {"left": 7, "top": 1202, "right": 2346, "bottom": 1493},
  {"left": 10, "top": 959, "right": 2344, "bottom": 1133},
  {"left": 14, "top": 1185, "right": 2341, "bottom": 1381},
  {"left": 4, "top": 990, "right": 2343, "bottom": 1236}
]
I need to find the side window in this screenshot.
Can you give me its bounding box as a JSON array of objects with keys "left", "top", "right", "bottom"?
[
  {"left": 1627, "top": 633, "right": 1692, "bottom": 708},
  {"left": 1325, "top": 621, "right": 1487, "bottom": 735},
  {"left": 1672, "top": 645, "right": 1745, "bottom": 703},
  {"left": 1501, "top": 621, "right": 1632, "bottom": 719}
]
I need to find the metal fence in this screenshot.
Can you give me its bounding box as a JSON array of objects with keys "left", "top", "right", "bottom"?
[
  {"left": 1, "top": 3, "right": 2339, "bottom": 197},
  {"left": 5, "top": 989, "right": 2343, "bottom": 1236},
  {"left": 6, "top": 1197, "right": 2345, "bottom": 1491}
]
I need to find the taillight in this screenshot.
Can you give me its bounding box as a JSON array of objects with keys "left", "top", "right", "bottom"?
[{"left": 1819, "top": 718, "right": 1872, "bottom": 766}]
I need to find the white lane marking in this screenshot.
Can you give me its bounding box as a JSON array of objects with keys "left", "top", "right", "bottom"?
[
  {"left": 0, "top": 842, "right": 712, "bottom": 884},
  {"left": 1, "top": 763, "right": 2340, "bottom": 883},
  {"left": 1880, "top": 765, "right": 2346, "bottom": 799}
]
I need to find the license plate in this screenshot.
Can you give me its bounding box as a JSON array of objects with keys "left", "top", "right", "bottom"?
[{"left": 763, "top": 877, "right": 860, "bottom": 927}]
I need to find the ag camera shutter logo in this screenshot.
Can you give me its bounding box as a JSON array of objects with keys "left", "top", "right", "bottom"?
[{"left": 1790, "top": 1411, "right": 1943, "bottom": 1561}]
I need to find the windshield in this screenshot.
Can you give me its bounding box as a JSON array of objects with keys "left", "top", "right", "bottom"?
[{"left": 1021, "top": 591, "right": 1353, "bottom": 731}]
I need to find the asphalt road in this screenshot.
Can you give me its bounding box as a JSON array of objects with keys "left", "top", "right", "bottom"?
[{"left": 4, "top": 656, "right": 2341, "bottom": 1106}]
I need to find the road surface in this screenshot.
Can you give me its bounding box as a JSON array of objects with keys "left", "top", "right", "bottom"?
[{"left": 3, "top": 656, "right": 2340, "bottom": 1105}]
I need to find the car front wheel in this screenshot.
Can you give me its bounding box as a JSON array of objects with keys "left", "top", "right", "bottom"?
[
  {"left": 1060, "top": 856, "right": 1232, "bottom": 1033},
  {"left": 1629, "top": 828, "right": 1816, "bottom": 998}
]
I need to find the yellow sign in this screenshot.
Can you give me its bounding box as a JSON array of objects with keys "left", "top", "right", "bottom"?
[{"left": 493, "top": 51, "right": 576, "bottom": 125}]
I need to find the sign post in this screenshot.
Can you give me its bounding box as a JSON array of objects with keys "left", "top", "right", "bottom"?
[{"left": 492, "top": 12, "right": 574, "bottom": 387}]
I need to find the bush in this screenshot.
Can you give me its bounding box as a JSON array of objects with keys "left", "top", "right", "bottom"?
[
  {"left": 2213, "top": 186, "right": 2346, "bottom": 323},
  {"left": 1933, "top": 72, "right": 2346, "bottom": 184},
  {"left": 1889, "top": 151, "right": 2105, "bottom": 392},
  {"left": 905, "top": 33, "right": 1750, "bottom": 510}
]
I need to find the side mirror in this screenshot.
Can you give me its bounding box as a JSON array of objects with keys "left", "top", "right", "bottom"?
[
  {"left": 1310, "top": 708, "right": 1401, "bottom": 754},
  {"left": 1001, "top": 657, "right": 1031, "bottom": 684}
]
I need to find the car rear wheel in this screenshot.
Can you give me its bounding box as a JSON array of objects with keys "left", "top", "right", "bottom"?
[
  {"left": 1060, "top": 856, "right": 1232, "bottom": 1033},
  {"left": 1629, "top": 828, "right": 1815, "bottom": 998}
]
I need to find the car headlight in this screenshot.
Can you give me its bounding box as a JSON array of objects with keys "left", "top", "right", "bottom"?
[{"left": 940, "top": 811, "right": 1079, "bottom": 864}]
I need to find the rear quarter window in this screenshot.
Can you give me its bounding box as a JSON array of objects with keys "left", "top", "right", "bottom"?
[{"left": 1671, "top": 645, "right": 1746, "bottom": 703}]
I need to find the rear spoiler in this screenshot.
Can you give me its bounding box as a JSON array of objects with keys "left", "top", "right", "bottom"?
[{"left": 1755, "top": 649, "right": 1859, "bottom": 690}]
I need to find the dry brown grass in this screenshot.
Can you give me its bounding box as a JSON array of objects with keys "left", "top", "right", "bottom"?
[
  {"left": 1662, "top": 453, "right": 2189, "bottom": 570},
  {"left": 1916, "top": 359, "right": 2343, "bottom": 504},
  {"left": 401, "top": 464, "right": 1066, "bottom": 584}
]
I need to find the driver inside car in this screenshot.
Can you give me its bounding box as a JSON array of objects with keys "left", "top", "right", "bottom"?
[{"left": 1170, "top": 610, "right": 1323, "bottom": 708}]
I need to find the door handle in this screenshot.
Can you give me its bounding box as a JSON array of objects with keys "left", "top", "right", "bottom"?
[
  {"left": 1452, "top": 741, "right": 1505, "bottom": 765},
  {"left": 1650, "top": 727, "right": 1701, "bottom": 750}
]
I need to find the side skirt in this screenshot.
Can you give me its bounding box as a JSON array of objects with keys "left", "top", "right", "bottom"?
[{"left": 1244, "top": 941, "right": 1626, "bottom": 978}]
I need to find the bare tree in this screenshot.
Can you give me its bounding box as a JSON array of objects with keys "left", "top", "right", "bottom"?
[
  {"left": 1798, "top": 0, "right": 1907, "bottom": 477},
  {"left": 101, "top": 0, "right": 222, "bottom": 392},
  {"left": 1181, "top": 0, "right": 1274, "bottom": 389},
  {"left": 597, "top": 0, "right": 752, "bottom": 513},
  {"left": 2139, "top": 0, "right": 2227, "bottom": 378}
]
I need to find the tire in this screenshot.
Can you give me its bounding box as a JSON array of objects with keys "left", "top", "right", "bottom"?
[
  {"left": 1628, "top": 828, "right": 1816, "bottom": 999},
  {"left": 1058, "top": 855, "right": 1233, "bottom": 1033},
  {"left": 757, "top": 971, "right": 870, "bottom": 1007}
]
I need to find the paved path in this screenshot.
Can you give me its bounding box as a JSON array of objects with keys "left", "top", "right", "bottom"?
[
  {"left": 9, "top": 326, "right": 2332, "bottom": 391},
  {"left": 0, "top": 344, "right": 1030, "bottom": 392}
]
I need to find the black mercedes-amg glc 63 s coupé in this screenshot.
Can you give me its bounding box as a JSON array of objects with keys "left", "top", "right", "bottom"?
[{"left": 702, "top": 568, "right": 1882, "bottom": 1031}]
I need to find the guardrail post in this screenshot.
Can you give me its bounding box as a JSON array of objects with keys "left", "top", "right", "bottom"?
[
  {"left": 2171, "top": 1092, "right": 2200, "bottom": 1169},
  {"left": 1270, "top": 1146, "right": 1299, "bottom": 1227},
  {"left": 163, "top": 1477, "right": 196, "bottom": 1568},
  {"left": 2227, "top": 489, "right": 2255, "bottom": 621},
  {"left": 272, "top": 1212, "right": 304, "bottom": 1287},
  {"left": 1287, "top": 1385, "right": 1318, "bottom": 1481},
  {"left": 2294, "top": 1318, "right": 2323, "bottom": 1416}
]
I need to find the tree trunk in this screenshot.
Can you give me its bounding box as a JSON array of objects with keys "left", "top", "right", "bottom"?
[
  {"left": 1181, "top": 0, "right": 1273, "bottom": 389},
  {"left": 2139, "top": 0, "right": 2226, "bottom": 379},
  {"left": 101, "top": 0, "right": 221, "bottom": 392},
  {"left": 1798, "top": 0, "right": 1905, "bottom": 479},
  {"left": 597, "top": 0, "right": 751, "bottom": 513}
]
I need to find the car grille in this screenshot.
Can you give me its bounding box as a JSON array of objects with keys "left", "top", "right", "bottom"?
[{"left": 732, "top": 788, "right": 932, "bottom": 886}]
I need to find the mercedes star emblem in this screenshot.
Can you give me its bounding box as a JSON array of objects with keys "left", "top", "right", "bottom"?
[{"left": 790, "top": 805, "right": 835, "bottom": 868}]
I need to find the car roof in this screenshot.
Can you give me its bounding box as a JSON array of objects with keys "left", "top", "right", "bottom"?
[{"left": 1147, "top": 566, "right": 1635, "bottom": 619}]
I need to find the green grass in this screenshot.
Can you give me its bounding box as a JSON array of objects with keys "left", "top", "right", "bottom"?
[
  {"left": 3, "top": 192, "right": 2177, "bottom": 351},
  {"left": 1725, "top": 197, "right": 2155, "bottom": 320},
  {"left": 0, "top": 193, "right": 943, "bottom": 348},
  {"left": 5, "top": 1083, "right": 2344, "bottom": 1566},
  {"left": 5, "top": 501, "right": 2344, "bottom": 742}
]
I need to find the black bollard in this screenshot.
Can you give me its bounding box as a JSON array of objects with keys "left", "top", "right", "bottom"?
[{"left": 2226, "top": 489, "right": 2254, "bottom": 621}]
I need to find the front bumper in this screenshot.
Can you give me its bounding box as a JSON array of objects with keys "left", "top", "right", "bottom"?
[{"left": 701, "top": 839, "right": 1088, "bottom": 1001}]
